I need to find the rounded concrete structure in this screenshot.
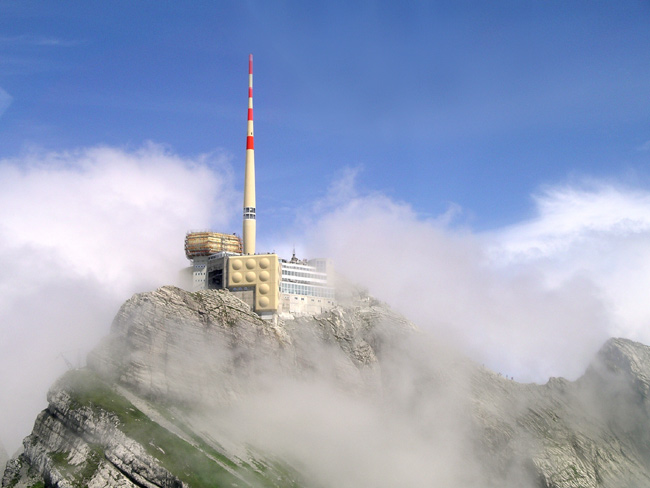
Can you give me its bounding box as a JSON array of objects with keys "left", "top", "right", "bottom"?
[{"left": 227, "top": 254, "right": 280, "bottom": 314}]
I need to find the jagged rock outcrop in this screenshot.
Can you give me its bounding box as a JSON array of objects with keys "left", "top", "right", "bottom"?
[
  {"left": 87, "top": 287, "right": 401, "bottom": 407},
  {"left": 0, "top": 443, "right": 7, "bottom": 483},
  {"left": 3, "top": 287, "right": 412, "bottom": 488},
  {"left": 5, "top": 286, "right": 650, "bottom": 487},
  {"left": 469, "top": 338, "right": 650, "bottom": 487},
  {"left": 88, "top": 286, "right": 290, "bottom": 407}
]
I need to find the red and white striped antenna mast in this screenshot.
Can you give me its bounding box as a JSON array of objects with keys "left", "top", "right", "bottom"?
[{"left": 242, "top": 54, "right": 256, "bottom": 255}]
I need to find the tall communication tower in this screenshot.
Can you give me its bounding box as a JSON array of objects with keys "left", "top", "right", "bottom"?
[{"left": 243, "top": 54, "right": 256, "bottom": 255}]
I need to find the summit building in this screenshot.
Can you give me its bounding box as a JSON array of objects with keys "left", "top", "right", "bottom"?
[{"left": 185, "top": 55, "right": 335, "bottom": 319}]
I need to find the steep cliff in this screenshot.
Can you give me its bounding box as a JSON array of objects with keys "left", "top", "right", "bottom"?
[
  {"left": 0, "top": 443, "right": 7, "bottom": 482},
  {"left": 5, "top": 286, "right": 650, "bottom": 487}
]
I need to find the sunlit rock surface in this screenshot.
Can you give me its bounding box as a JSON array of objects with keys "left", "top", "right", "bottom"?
[{"left": 4, "top": 286, "right": 650, "bottom": 487}]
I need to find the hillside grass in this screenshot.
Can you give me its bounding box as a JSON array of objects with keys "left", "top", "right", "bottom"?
[{"left": 58, "top": 369, "right": 301, "bottom": 488}]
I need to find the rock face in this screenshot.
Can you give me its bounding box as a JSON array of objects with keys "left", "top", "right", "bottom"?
[
  {"left": 469, "top": 339, "right": 650, "bottom": 488},
  {"left": 87, "top": 286, "right": 396, "bottom": 407},
  {"left": 0, "top": 443, "right": 7, "bottom": 483},
  {"left": 5, "top": 286, "right": 650, "bottom": 487}
]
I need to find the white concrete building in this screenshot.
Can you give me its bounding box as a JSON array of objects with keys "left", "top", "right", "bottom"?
[
  {"left": 189, "top": 250, "right": 336, "bottom": 317},
  {"left": 279, "top": 254, "right": 336, "bottom": 316}
]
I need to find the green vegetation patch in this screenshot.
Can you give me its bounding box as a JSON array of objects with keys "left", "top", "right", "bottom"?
[
  {"left": 48, "top": 444, "right": 102, "bottom": 488},
  {"left": 151, "top": 400, "right": 303, "bottom": 487},
  {"left": 58, "top": 369, "right": 299, "bottom": 487}
]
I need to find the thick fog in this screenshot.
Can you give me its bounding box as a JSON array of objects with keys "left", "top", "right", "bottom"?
[
  {"left": 3, "top": 147, "right": 650, "bottom": 463},
  {"left": 0, "top": 144, "right": 237, "bottom": 452},
  {"left": 179, "top": 310, "right": 538, "bottom": 488},
  {"left": 208, "top": 353, "right": 489, "bottom": 486},
  {"left": 286, "top": 171, "right": 650, "bottom": 383}
]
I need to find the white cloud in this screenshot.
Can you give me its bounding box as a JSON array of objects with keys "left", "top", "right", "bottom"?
[
  {"left": 489, "top": 182, "right": 650, "bottom": 339},
  {"left": 491, "top": 183, "right": 650, "bottom": 262},
  {"left": 0, "top": 35, "right": 81, "bottom": 47},
  {"left": 300, "top": 178, "right": 650, "bottom": 384},
  {"left": 0, "top": 144, "right": 237, "bottom": 452},
  {"left": 5, "top": 146, "right": 650, "bottom": 461}
]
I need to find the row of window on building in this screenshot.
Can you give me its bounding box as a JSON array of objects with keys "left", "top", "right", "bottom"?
[
  {"left": 281, "top": 269, "right": 327, "bottom": 281},
  {"left": 280, "top": 282, "right": 335, "bottom": 299}
]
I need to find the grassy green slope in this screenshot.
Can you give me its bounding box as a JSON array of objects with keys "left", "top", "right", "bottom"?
[{"left": 57, "top": 369, "right": 302, "bottom": 488}]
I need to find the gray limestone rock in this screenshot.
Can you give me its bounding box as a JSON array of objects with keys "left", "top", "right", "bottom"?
[
  {"left": 6, "top": 286, "right": 650, "bottom": 487},
  {"left": 469, "top": 338, "right": 650, "bottom": 487},
  {"left": 0, "top": 442, "right": 6, "bottom": 481}
]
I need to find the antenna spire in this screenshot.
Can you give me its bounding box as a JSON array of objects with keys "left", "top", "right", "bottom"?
[{"left": 243, "top": 54, "right": 256, "bottom": 254}]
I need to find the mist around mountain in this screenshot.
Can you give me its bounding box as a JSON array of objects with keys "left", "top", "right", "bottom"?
[{"left": 4, "top": 286, "right": 650, "bottom": 487}]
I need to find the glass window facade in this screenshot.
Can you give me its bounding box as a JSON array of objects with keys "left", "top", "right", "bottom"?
[
  {"left": 280, "top": 261, "right": 334, "bottom": 299},
  {"left": 280, "top": 281, "right": 335, "bottom": 299}
]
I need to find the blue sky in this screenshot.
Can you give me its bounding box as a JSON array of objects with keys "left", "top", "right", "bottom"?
[
  {"left": 3, "top": 1, "right": 650, "bottom": 472},
  {"left": 5, "top": 1, "right": 650, "bottom": 451},
  {"left": 3, "top": 1, "right": 650, "bottom": 234}
]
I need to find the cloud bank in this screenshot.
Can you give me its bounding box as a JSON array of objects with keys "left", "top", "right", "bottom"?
[
  {"left": 0, "top": 144, "right": 236, "bottom": 452},
  {"left": 303, "top": 175, "right": 650, "bottom": 383},
  {"left": 491, "top": 182, "right": 650, "bottom": 341},
  {"left": 3, "top": 145, "right": 650, "bottom": 461}
]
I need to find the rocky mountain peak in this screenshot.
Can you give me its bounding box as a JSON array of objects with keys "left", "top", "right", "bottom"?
[
  {"left": 591, "top": 338, "right": 650, "bottom": 393},
  {"left": 6, "top": 287, "right": 650, "bottom": 487}
]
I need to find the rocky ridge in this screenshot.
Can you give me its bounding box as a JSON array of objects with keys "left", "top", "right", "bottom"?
[
  {"left": 0, "top": 444, "right": 6, "bottom": 483},
  {"left": 4, "top": 286, "right": 650, "bottom": 487}
]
